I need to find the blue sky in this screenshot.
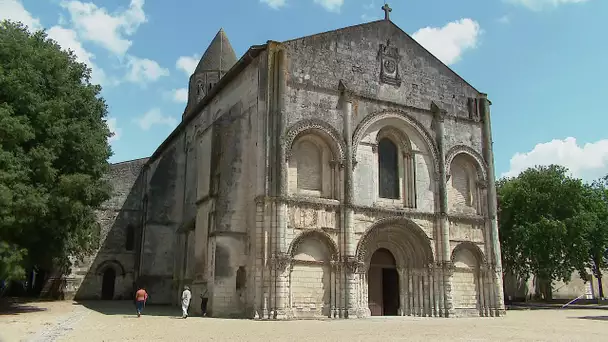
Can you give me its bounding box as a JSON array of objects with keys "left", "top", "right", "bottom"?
[{"left": 2, "top": 0, "right": 607, "bottom": 181}]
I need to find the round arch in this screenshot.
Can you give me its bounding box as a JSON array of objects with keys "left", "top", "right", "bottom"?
[
  {"left": 95, "top": 259, "right": 126, "bottom": 277},
  {"left": 445, "top": 145, "right": 488, "bottom": 182},
  {"left": 450, "top": 241, "right": 486, "bottom": 265},
  {"left": 376, "top": 126, "right": 413, "bottom": 152},
  {"left": 284, "top": 119, "right": 346, "bottom": 162},
  {"left": 288, "top": 229, "right": 339, "bottom": 261},
  {"left": 355, "top": 217, "right": 434, "bottom": 268},
  {"left": 351, "top": 110, "right": 439, "bottom": 173}
]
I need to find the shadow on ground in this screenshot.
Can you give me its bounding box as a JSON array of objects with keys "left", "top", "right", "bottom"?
[
  {"left": 0, "top": 298, "right": 49, "bottom": 316},
  {"left": 75, "top": 300, "right": 182, "bottom": 318},
  {"left": 571, "top": 315, "right": 608, "bottom": 321}
]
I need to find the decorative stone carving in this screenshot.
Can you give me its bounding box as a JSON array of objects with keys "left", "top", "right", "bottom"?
[
  {"left": 344, "top": 257, "right": 365, "bottom": 274},
  {"left": 476, "top": 180, "right": 488, "bottom": 189},
  {"left": 352, "top": 109, "right": 439, "bottom": 176},
  {"left": 284, "top": 119, "right": 346, "bottom": 162},
  {"left": 289, "top": 206, "right": 338, "bottom": 230},
  {"left": 379, "top": 40, "right": 402, "bottom": 87},
  {"left": 271, "top": 252, "right": 291, "bottom": 272}
]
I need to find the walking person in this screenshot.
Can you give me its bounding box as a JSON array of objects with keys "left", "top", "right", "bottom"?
[
  {"left": 134, "top": 286, "right": 148, "bottom": 318},
  {"left": 200, "top": 288, "right": 209, "bottom": 317},
  {"left": 181, "top": 286, "right": 192, "bottom": 318}
]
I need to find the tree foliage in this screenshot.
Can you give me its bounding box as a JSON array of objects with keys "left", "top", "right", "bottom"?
[
  {"left": 578, "top": 177, "right": 608, "bottom": 298},
  {"left": 0, "top": 20, "right": 112, "bottom": 281},
  {"left": 497, "top": 165, "right": 590, "bottom": 289}
]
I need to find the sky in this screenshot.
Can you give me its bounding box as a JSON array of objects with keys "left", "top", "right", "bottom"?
[{"left": 2, "top": 0, "right": 607, "bottom": 181}]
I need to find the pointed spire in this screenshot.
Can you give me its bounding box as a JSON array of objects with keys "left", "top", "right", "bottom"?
[{"left": 194, "top": 28, "right": 237, "bottom": 74}]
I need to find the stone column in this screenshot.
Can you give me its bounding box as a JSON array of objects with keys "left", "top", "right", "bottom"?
[
  {"left": 339, "top": 80, "right": 357, "bottom": 318},
  {"left": 479, "top": 94, "right": 506, "bottom": 315},
  {"left": 397, "top": 267, "right": 405, "bottom": 316},
  {"left": 443, "top": 262, "right": 455, "bottom": 317},
  {"left": 272, "top": 252, "right": 292, "bottom": 319},
  {"left": 431, "top": 102, "right": 454, "bottom": 317}
]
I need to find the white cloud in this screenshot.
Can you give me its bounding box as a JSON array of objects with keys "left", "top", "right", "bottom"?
[
  {"left": 170, "top": 88, "right": 189, "bottom": 103},
  {"left": 260, "top": 0, "right": 286, "bottom": 10},
  {"left": 497, "top": 15, "right": 511, "bottom": 24},
  {"left": 134, "top": 108, "right": 177, "bottom": 131},
  {"left": 46, "top": 26, "right": 107, "bottom": 85},
  {"left": 313, "top": 0, "right": 344, "bottom": 12},
  {"left": 105, "top": 117, "right": 121, "bottom": 142},
  {"left": 361, "top": 1, "right": 381, "bottom": 21},
  {"left": 506, "top": 0, "right": 590, "bottom": 11},
  {"left": 0, "top": 0, "right": 42, "bottom": 30},
  {"left": 502, "top": 137, "right": 608, "bottom": 181},
  {"left": 125, "top": 56, "right": 169, "bottom": 84},
  {"left": 176, "top": 55, "right": 199, "bottom": 76},
  {"left": 412, "top": 18, "right": 482, "bottom": 66},
  {"left": 59, "top": 0, "right": 147, "bottom": 55}
]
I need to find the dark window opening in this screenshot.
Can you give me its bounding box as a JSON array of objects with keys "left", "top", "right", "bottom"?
[
  {"left": 236, "top": 266, "right": 246, "bottom": 291},
  {"left": 378, "top": 138, "right": 400, "bottom": 199},
  {"left": 126, "top": 225, "right": 135, "bottom": 251}
]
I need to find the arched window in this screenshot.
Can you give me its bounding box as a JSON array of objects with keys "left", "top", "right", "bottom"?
[
  {"left": 295, "top": 140, "right": 322, "bottom": 192},
  {"left": 448, "top": 155, "right": 480, "bottom": 214},
  {"left": 378, "top": 138, "right": 399, "bottom": 199},
  {"left": 125, "top": 225, "right": 134, "bottom": 251}
]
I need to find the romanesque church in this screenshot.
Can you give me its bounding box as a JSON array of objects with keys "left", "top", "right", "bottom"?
[{"left": 62, "top": 9, "right": 506, "bottom": 319}]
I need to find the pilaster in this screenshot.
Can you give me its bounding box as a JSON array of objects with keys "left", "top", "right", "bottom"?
[
  {"left": 339, "top": 80, "right": 357, "bottom": 318},
  {"left": 479, "top": 94, "right": 506, "bottom": 315}
]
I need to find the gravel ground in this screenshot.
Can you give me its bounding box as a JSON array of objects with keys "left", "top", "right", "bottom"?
[{"left": 1, "top": 301, "right": 606, "bottom": 342}]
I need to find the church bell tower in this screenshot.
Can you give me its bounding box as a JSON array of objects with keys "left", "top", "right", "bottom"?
[{"left": 184, "top": 28, "right": 237, "bottom": 118}]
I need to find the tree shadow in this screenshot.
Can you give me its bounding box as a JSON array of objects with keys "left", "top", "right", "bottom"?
[
  {"left": 572, "top": 315, "right": 608, "bottom": 321},
  {"left": 75, "top": 300, "right": 181, "bottom": 318},
  {"left": 0, "top": 298, "right": 48, "bottom": 315}
]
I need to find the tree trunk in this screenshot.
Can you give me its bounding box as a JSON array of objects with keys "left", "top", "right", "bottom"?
[{"left": 597, "top": 269, "right": 604, "bottom": 300}]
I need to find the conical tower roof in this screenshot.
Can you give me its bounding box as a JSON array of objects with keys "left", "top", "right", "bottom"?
[{"left": 194, "top": 28, "right": 237, "bottom": 74}]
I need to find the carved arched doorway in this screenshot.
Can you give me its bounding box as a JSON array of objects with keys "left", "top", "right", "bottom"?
[
  {"left": 101, "top": 268, "right": 116, "bottom": 300},
  {"left": 368, "top": 248, "right": 399, "bottom": 316}
]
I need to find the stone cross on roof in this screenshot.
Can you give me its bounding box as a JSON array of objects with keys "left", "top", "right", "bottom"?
[{"left": 382, "top": 3, "right": 392, "bottom": 21}]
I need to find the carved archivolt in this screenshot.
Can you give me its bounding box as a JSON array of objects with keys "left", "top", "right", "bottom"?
[
  {"left": 352, "top": 109, "right": 439, "bottom": 173},
  {"left": 355, "top": 216, "right": 434, "bottom": 268},
  {"left": 450, "top": 241, "right": 487, "bottom": 264},
  {"left": 287, "top": 229, "right": 339, "bottom": 261},
  {"left": 445, "top": 145, "right": 488, "bottom": 182},
  {"left": 284, "top": 119, "right": 346, "bottom": 162}
]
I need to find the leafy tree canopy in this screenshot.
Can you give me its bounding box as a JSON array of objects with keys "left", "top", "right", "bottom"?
[
  {"left": 497, "top": 165, "right": 590, "bottom": 285},
  {"left": 578, "top": 177, "right": 608, "bottom": 298},
  {"left": 0, "top": 20, "right": 112, "bottom": 281}
]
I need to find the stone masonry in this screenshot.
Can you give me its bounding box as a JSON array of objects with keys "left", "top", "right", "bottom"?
[{"left": 66, "top": 9, "right": 506, "bottom": 319}]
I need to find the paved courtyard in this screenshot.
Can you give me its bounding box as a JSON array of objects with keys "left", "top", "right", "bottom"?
[{"left": 1, "top": 301, "right": 606, "bottom": 342}]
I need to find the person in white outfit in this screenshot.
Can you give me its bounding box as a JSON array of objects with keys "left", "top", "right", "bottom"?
[{"left": 181, "top": 286, "right": 192, "bottom": 318}]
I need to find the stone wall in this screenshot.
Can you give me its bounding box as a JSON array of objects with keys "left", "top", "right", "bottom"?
[
  {"left": 504, "top": 271, "right": 608, "bottom": 301},
  {"left": 174, "top": 52, "right": 264, "bottom": 316},
  {"left": 67, "top": 158, "right": 148, "bottom": 300},
  {"left": 253, "top": 19, "right": 502, "bottom": 318}
]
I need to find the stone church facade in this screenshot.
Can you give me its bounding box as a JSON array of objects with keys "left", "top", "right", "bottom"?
[{"left": 63, "top": 15, "right": 506, "bottom": 319}]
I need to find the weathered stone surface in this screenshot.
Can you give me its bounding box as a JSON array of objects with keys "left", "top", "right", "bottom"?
[{"left": 68, "top": 19, "right": 506, "bottom": 319}]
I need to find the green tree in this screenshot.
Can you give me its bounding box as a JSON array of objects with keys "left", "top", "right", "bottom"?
[
  {"left": 497, "top": 165, "right": 590, "bottom": 299},
  {"left": 0, "top": 20, "right": 112, "bottom": 283},
  {"left": 577, "top": 177, "right": 608, "bottom": 299}
]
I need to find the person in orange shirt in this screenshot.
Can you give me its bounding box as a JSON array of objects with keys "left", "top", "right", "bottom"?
[{"left": 134, "top": 287, "right": 148, "bottom": 317}]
